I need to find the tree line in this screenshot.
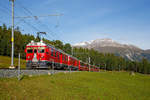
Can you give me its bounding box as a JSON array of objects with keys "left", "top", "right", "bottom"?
[{"left": 0, "top": 24, "right": 150, "bottom": 74}]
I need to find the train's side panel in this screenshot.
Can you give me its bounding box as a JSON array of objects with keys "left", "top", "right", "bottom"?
[
  {"left": 78, "top": 60, "right": 80, "bottom": 70},
  {"left": 25, "top": 41, "right": 99, "bottom": 71}
]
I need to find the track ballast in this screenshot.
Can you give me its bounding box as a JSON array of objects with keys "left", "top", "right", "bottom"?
[{"left": 0, "top": 69, "right": 77, "bottom": 78}]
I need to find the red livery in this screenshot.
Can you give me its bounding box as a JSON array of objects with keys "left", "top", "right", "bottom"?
[{"left": 25, "top": 40, "right": 99, "bottom": 71}]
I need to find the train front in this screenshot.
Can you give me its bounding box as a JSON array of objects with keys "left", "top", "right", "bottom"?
[{"left": 25, "top": 40, "right": 47, "bottom": 69}]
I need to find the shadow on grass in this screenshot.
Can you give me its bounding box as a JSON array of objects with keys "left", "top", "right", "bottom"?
[{"left": 18, "top": 75, "right": 29, "bottom": 81}]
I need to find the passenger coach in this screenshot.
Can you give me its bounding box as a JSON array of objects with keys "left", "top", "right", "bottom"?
[
  {"left": 25, "top": 40, "right": 80, "bottom": 70},
  {"left": 25, "top": 40, "right": 99, "bottom": 71}
]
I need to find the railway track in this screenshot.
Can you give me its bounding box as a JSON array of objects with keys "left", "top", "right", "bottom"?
[{"left": 0, "top": 68, "right": 77, "bottom": 78}]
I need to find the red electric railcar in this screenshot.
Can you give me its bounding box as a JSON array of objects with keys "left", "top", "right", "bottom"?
[
  {"left": 25, "top": 40, "right": 100, "bottom": 71},
  {"left": 25, "top": 40, "right": 80, "bottom": 70}
]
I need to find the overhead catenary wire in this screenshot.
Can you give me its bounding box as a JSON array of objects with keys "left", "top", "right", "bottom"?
[
  {"left": 0, "top": 4, "right": 12, "bottom": 16},
  {"left": 0, "top": 4, "right": 12, "bottom": 25},
  {"left": 0, "top": 2, "right": 23, "bottom": 25},
  {"left": 0, "top": 1, "right": 38, "bottom": 37},
  {"left": 0, "top": 1, "right": 43, "bottom": 37},
  {"left": 0, "top": 1, "right": 50, "bottom": 41},
  {"left": 15, "top": 1, "right": 66, "bottom": 43},
  {"left": 15, "top": 1, "right": 59, "bottom": 40},
  {"left": 21, "top": 20, "right": 53, "bottom": 40},
  {"left": 0, "top": 0, "right": 66, "bottom": 44},
  {"left": 15, "top": 14, "right": 63, "bottom": 19}
]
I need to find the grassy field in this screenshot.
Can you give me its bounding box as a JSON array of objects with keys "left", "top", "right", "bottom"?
[
  {"left": 0, "top": 71, "right": 150, "bottom": 100},
  {"left": 0, "top": 56, "right": 26, "bottom": 68}
]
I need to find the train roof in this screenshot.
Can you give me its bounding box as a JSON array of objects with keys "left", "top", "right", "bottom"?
[
  {"left": 26, "top": 40, "right": 99, "bottom": 69},
  {"left": 27, "top": 40, "right": 46, "bottom": 46},
  {"left": 27, "top": 40, "right": 79, "bottom": 60}
]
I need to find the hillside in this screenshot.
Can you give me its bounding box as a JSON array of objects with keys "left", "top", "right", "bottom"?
[
  {"left": 0, "top": 56, "right": 26, "bottom": 68},
  {"left": 0, "top": 72, "right": 150, "bottom": 100},
  {"left": 145, "top": 49, "right": 150, "bottom": 54},
  {"left": 73, "top": 38, "right": 150, "bottom": 61},
  {"left": 0, "top": 24, "right": 150, "bottom": 74}
]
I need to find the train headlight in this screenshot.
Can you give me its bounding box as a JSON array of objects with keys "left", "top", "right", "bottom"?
[{"left": 41, "top": 56, "right": 44, "bottom": 58}]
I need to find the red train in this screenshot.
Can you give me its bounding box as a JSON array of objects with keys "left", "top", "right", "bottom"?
[{"left": 25, "top": 40, "right": 99, "bottom": 71}]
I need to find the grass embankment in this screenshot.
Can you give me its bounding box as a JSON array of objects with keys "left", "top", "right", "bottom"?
[
  {"left": 0, "top": 56, "right": 26, "bottom": 68},
  {"left": 0, "top": 72, "right": 150, "bottom": 100}
]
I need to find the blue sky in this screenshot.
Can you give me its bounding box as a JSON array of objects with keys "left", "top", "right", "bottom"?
[{"left": 0, "top": 0, "right": 150, "bottom": 49}]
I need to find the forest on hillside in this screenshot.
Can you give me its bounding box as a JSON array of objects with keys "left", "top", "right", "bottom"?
[{"left": 0, "top": 24, "right": 150, "bottom": 74}]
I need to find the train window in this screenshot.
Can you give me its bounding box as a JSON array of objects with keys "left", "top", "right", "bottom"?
[
  {"left": 65, "top": 55, "right": 67, "bottom": 61},
  {"left": 27, "top": 49, "right": 33, "bottom": 53},
  {"left": 58, "top": 53, "right": 59, "bottom": 59},
  {"left": 38, "top": 49, "right": 45, "bottom": 53},
  {"left": 66, "top": 56, "right": 67, "bottom": 61},
  {"left": 54, "top": 50, "right": 56, "bottom": 57},
  {"left": 34, "top": 49, "right": 37, "bottom": 53},
  {"left": 62, "top": 54, "right": 64, "bottom": 61},
  {"left": 56, "top": 52, "right": 59, "bottom": 58},
  {"left": 55, "top": 51, "right": 57, "bottom": 57},
  {"left": 64, "top": 55, "right": 66, "bottom": 61},
  {"left": 63, "top": 55, "right": 65, "bottom": 61},
  {"left": 51, "top": 49, "right": 53, "bottom": 56}
]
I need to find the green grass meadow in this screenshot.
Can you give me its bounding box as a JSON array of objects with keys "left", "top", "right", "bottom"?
[
  {"left": 0, "top": 71, "right": 150, "bottom": 100},
  {"left": 0, "top": 56, "right": 26, "bottom": 68}
]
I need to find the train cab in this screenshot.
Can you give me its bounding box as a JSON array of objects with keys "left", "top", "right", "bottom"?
[
  {"left": 25, "top": 40, "right": 99, "bottom": 71},
  {"left": 25, "top": 40, "right": 48, "bottom": 68}
]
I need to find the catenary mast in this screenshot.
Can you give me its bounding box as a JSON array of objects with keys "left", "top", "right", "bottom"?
[{"left": 10, "top": 0, "right": 15, "bottom": 68}]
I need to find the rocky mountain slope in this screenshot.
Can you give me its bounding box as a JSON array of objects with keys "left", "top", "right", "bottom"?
[{"left": 73, "top": 38, "right": 150, "bottom": 61}]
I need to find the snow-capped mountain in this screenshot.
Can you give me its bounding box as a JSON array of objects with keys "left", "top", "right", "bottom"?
[
  {"left": 73, "top": 38, "right": 150, "bottom": 61},
  {"left": 74, "top": 40, "right": 94, "bottom": 47}
]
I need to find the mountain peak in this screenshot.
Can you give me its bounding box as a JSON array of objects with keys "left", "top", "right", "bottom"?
[
  {"left": 73, "top": 42, "right": 87, "bottom": 46},
  {"left": 96, "top": 38, "right": 113, "bottom": 41},
  {"left": 73, "top": 38, "right": 149, "bottom": 61},
  {"left": 73, "top": 38, "right": 142, "bottom": 49},
  {"left": 92, "top": 38, "right": 117, "bottom": 44},
  {"left": 73, "top": 38, "right": 123, "bottom": 48}
]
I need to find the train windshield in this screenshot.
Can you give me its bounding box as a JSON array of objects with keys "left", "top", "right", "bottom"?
[
  {"left": 27, "top": 47, "right": 33, "bottom": 53},
  {"left": 38, "top": 49, "right": 45, "bottom": 53},
  {"left": 34, "top": 49, "right": 37, "bottom": 53},
  {"left": 27, "top": 49, "right": 33, "bottom": 53},
  {"left": 38, "top": 47, "right": 45, "bottom": 53}
]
